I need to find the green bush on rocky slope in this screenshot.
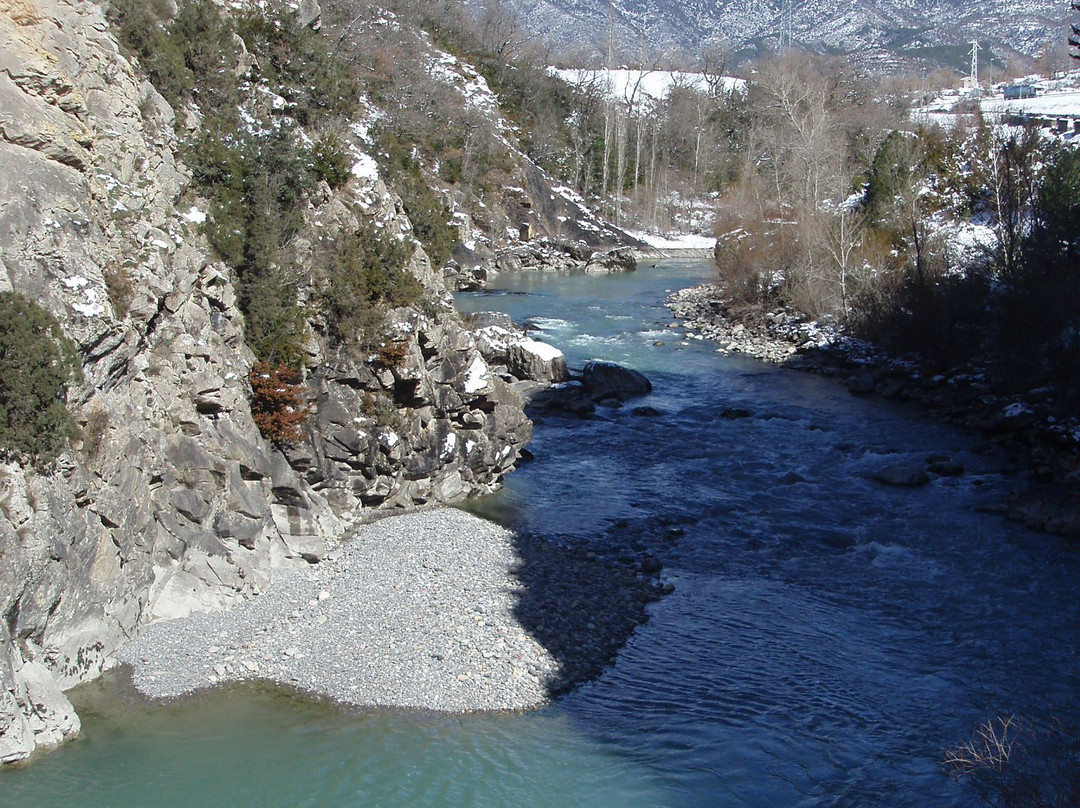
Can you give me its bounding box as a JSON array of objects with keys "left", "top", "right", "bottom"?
[
  {"left": 0, "top": 293, "right": 82, "bottom": 466},
  {"left": 107, "top": 0, "right": 411, "bottom": 368}
]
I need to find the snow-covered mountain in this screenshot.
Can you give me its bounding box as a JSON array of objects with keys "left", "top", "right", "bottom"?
[{"left": 491, "top": 0, "right": 1072, "bottom": 71}]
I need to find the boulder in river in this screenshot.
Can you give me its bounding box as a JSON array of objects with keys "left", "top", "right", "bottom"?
[
  {"left": 848, "top": 371, "right": 877, "bottom": 395},
  {"left": 873, "top": 462, "right": 931, "bottom": 487},
  {"left": 472, "top": 317, "right": 569, "bottom": 385},
  {"left": 584, "top": 247, "right": 637, "bottom": 274},
  {"left": 507, "top": 339, "right": 569, "bottom": 384},
  {"left": 928, "top": 460, "right": 965, "bottom": 477},
  {"left": 580, "top": 361, "right": 652, "bottom": 402},
  {"left": 721, "top": 407, "right": 752, "bottom": 420},
  {"left": 528, "top": 381, "right": 596, "bottom": 415}
]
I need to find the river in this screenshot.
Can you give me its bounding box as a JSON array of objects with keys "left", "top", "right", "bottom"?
[{"left": 2, "top": 258, "right": 1077, "bottom": 807}]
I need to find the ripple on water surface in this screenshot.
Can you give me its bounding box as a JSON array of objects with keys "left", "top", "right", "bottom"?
[
  {"left": 5, "top": 260, "right": 1079, "bottom": 808},
  {"left": 459, "top": 262, "right": 1080, "bottom": 807}
]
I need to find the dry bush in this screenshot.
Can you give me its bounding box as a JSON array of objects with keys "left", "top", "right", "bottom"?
[
  {"left": 104, "top": 265, "right": 135, "bottom": 320},
  {"left": 248, "top": 361, "right": 311, "bottom": 444},
  {"left": 944, "top": 716, "right": 1080, "bottom": 808},
  {"left": 79, "top": 408, "right": 110, "bottom": 461},
  {"left": 713, "top": 190, "right": 790, "bottom": 308}
]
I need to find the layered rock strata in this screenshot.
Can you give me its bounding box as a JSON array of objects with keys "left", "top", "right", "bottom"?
[{"left": 0, "top": 0, "right": 530, "bottom": 764}]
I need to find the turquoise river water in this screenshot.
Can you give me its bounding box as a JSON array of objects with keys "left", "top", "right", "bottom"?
[{"left": 2, "top": 259, "right": 1078, "bottom": 807}]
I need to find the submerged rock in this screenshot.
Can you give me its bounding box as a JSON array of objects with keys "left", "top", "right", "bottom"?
[
  {"left": 928, "top": 460, "right": 965, "bottom": 477},
  {"left": 580, "top": 361, "right": 652, "bottom": 402},
  {"left": 721, "top": 407, "right": 752, "bottom": 420},
  {"left": 873, "top": 463, "right": 931, "bottom": 487}
]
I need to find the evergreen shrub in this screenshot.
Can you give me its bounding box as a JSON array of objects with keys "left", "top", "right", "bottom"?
[
  {"left": 321, "top": 223, "right": 422, "bottom": 350},
  {"left": 0, "top": 293, "right": 82, "bottom": 465}
]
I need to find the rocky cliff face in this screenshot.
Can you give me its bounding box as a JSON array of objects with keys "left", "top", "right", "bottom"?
[{"left": 0, "top": 0, "right": 530, "bottom": 764}]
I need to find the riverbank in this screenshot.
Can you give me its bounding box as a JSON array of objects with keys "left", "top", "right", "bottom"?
[
  {"left": 667, "top": 282, "right": 1080, "bottom": 537},
  {"left": 118, "top": 507, "right": 665, "bottom": 711}
]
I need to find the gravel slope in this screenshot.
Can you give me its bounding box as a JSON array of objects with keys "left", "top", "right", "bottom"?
[{"left": 119, "top": 509, "right": 563, "bottom": 711}]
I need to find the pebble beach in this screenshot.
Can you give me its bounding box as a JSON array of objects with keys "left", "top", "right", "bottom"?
[{"left": 119, "top": 508, "right": 665, "bottom": 712}]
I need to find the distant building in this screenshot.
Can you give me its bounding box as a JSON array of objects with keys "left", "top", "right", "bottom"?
[{"left": 1003, "top": 85, "right": 1037, "bottom": 100}]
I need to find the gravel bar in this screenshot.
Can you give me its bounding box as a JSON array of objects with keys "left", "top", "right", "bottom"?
[{"left": 118, "top": 508, "right": 666, "bottom": 711}]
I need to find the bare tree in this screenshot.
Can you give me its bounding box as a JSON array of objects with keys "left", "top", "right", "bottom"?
[
  {"left": 479, "top": 0, "right": 529, "bottom": 60},
  {"left": 823, "top": 206, "right": 866, "bottom": 318},
  {"left": 698, "top": 42, "right": 732, "bottom": 95},
  {"left": 753, "top": 51, "right": 842, "bottom": 206}
]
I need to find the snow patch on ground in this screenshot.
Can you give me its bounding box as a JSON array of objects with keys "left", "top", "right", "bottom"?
[
  {"left": 945, "top": 219, "right": 996, "bottom": 266},
  {"left": 625, "top": 230, "right": 716, "bottom": 250},
  {"left": 351, "top": 153, "right": 379, "bottom": 182}
]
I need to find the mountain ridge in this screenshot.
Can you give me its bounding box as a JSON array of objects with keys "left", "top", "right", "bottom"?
[{"left": 488, "top": 0, "right": 1072, "bottom": 71}]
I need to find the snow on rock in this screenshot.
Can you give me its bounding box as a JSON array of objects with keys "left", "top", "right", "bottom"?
[
  {"left": 463, "top": 354, "right": 490, "bottom": 394},
  {"left": 70, "top": 288, "right": 105, "bottom": 318},
  {"left": 183, "top": 206, "right": 207, "bottom": 224},
  {"left": 1003, "top": 401, "right": 1034, "bottom": 418},
  {"left": 473, "top": 325, "right": 568, "bottom": 385},
  {"left": 507, "top": 338, "right": 568, "bottom": 384},
  {"left": 350, "top": 153, "right": 379, "bottom": 182},
  {"left": 440, "top": 432, "right": 457, "bottom": 460},
  {"left": 515, "top": 338, "right": 563, "bottom": 362}
]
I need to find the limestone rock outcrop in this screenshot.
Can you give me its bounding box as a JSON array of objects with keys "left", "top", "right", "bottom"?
[{"left": 0, "top": 0, "right": 531, "bottom": 764}]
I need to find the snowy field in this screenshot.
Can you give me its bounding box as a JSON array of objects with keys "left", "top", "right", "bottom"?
[
  {"left": 980, "top": 90, "right": 1080, "bottom": 119},
  {"left": 913, "top": 71, "right": 1080, "bottom": 131},
  {"left": 551, "top": 68, "right": 745, "bottom": 110}
]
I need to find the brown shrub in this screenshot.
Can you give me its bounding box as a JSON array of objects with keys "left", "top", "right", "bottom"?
[{"left": 248, "top": 361, "right": 311, "bottom": 444}]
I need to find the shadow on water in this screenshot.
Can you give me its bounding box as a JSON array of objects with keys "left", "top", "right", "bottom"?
[
  {"left": 506, "top": 533, "right": 662, "bottom": 696},
  {"left": 462, "top": 423, "right": 684, "bottom": 699},
  {"left": 455, "top": 262, "right": 1080, "bottom": 807},
  {"left": 460, "top": 369, "right": 735, "bottom": 705}
]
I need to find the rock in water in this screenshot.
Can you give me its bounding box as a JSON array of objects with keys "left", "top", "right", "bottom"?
[
  {"left": 580, "top": 361, "right": 652, "bottom": 402},
  {"left": 507, "top": 339, "right": 570, "bottom": 384},
  {"left": 720, "top": 407, "right": 752, "bottom": 420},
  {"left": 928, "top": 460, "right": 965, "bottom": 477},
  {"left": 873, "top": 463, "right": 931, "bottom": 487}
]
